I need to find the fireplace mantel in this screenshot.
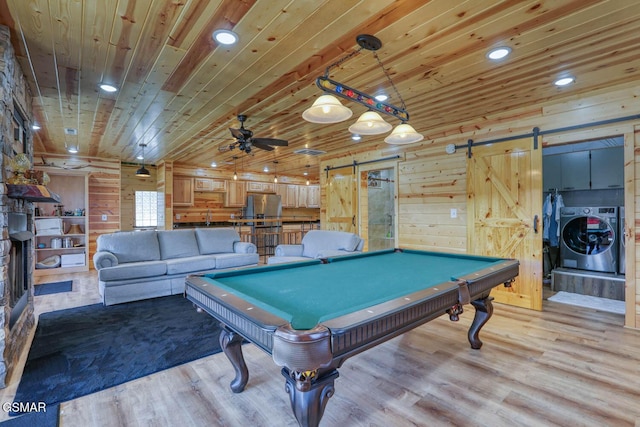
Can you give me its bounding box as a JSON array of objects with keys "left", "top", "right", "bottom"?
[{"left": 6, "top": 184, "right": 61, "bottom": 203}]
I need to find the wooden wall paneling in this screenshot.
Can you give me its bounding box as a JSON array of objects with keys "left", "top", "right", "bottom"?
[{"left": 624, "top": 129, "right": 636, "bottom": 328}]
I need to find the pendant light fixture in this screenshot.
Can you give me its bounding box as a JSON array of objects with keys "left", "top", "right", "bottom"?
[
  {"left": 302, "top": 95, "right": 353, "bottom": 123},
  {"left": 136, "top": 144, "right": 150, "bottom": 177},
  {"left": 302, "top": 34, "right": 423, "bottom": 144},
  {"left": 233, "top": 156, "right": 238, "bottom": 180},
  {"left": 273, "top": 160, "right": 278, "bottom": 183},
  {"left": 348, "top": 111, "right": 392, "bottom": 135},
  {"left": 384, "top": 123, "right": 424, "bottom": 144}
]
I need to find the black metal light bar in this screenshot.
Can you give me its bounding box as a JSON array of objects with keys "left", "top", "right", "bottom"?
[{"left": 315, "top": 76, "right": 410, "bottom": 122}]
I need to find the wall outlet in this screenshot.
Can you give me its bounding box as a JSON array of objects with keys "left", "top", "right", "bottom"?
[
  {"left": 450, "top": 208, "right": 457, "bottom": 218},
  {"left": 230, "top": 213, "right": 235, "bottom": 219},
  {"left": 175, "top": 214, "right": 181, "bottom": 220},
  {"left": 101, "top": 214, "right": 107, "bottom": 221}
]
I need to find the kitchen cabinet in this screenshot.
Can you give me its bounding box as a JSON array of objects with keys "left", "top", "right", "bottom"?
[
  {"left": 174, "top": 177, "right": 194, "bottom": 206},
  {"left": 590, "top": 147, "right": 623, "bottom": 189},
  {"left": 34, "top": 173, "right": 88, "bottom": 276},
  {"left": 307, "top": 185, "right": 320, "bottom": 208},
  {"left": 297, "top": 185, "right": 320, "bottom": 208},
  {"left": 194, "top": 178, "right": 226, "bottom": 192},
  {"left": 225, "top": 180, "right": 247, "bottom": 207},
  {"left": 247, "top": 181, "right": 276, "bottom": 193},
  {"left": 276, "top": 184, "right": 299, "bottom": 208}
]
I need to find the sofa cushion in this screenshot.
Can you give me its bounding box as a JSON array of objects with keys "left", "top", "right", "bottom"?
[
  {"left": 301, "top": 230, "right": 361, "bottom": 258},
  {"left": 195, "top": 228, "right": 239, "bottom": 254},
  {"left": 214, "top": 253, "right": 259, "bottom": 269},
  {"left": 158, "top": 229, "right": 200, "bottom": 260},
  {"left": 97, "top": 230, "right": 161, "bottom": 263},
  {"left": 98, "top": 260, "right": 167, "bottom": 282},
  {"left": 165, "top": 255, "right": 217, "bottom": 275}
]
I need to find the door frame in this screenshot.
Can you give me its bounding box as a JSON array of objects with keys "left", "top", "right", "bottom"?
[{"left": 358, "top": 160, "right": 399, "bottom": 251}]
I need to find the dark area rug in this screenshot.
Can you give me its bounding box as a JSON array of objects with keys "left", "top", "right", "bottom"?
[
  {"left": 11, "top": 295, "right": 223, "bottom": 413},
  {"left": 34, "top": 281, "right": 73, "bottom": 296}
]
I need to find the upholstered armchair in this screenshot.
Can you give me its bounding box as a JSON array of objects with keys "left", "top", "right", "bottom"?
[{"left": 267, "top": 230, "right": 365, "bottom": 265}]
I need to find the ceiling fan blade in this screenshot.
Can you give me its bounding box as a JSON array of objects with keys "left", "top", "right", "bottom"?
[
  {"left": 251, "top": 141, "right": 275, "bottom": 151},
  {"left": 218, "top": 143, "right": 234, "bottom": 152},
  {"left": 229, "top": 128, "right": 244, "bottom": 140},
  {"left": 251, "top": 137, "right": 288, "bottom": 147}
]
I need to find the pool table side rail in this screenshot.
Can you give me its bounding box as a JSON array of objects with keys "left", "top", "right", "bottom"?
[
  {"left": 185, "top": 276, "right": 287, "bottom": 353},
  {"left": 322, "top": 259, "right": 519, "bottom": 361},
  {"left": 455, "top": 259, "right": 520, "bottom": 298}
]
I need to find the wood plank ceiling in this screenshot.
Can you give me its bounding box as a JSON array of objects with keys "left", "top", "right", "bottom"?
[{"left": 1, "top": 0, "right": 639, "bottom": 179}]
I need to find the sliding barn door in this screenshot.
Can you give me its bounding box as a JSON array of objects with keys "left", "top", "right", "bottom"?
[
  {"left": 326, "top": 168, "right": 358, "bottom": 233},
  {"left": 467, "top": 137, "right": 543, "bottom": 310}
]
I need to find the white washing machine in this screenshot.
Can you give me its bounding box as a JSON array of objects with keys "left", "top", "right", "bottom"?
[{"left": 560, "top": 206, "right": 618, "bottom": 273}]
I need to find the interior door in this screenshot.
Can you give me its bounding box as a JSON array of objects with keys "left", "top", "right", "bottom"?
[
  {"left": 467, "top": 137, "right": 543, "bottom": 310},
  {"left": 326, "top": 167, "right": 358, "bottom": 233}
]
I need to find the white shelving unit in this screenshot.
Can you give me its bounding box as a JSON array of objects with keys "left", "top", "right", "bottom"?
[{"left": 33, "top": 172, "right": 89, "bottom": 276}]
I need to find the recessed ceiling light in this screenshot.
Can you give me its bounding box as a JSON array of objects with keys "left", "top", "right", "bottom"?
[
  {"left": 263, "top": 166, "right": 269, "bottom": 172},
  {"left": 99, "top": 83, "right": 118, "bottom": 92},
  {"left": 67, "top": 145, "right": 79, "bottom": 154},
  {"left": 374, "top": 93, "right": 388, "bottom": 102},
  {"left": 137, "top": 154, "right": 144, "bottom": 160},
  {"left": 351, "top": 134, "right": 362, "bottom": 141},
  {"left": 32, "top": 124, "right": 41, "bottom": 130},
  {"left": 554, "top": 76, "right": 575, "bottom": 86},
  {"left": 486, "top": 47, "right": 511, "bottom": 60},
  {"left": 213, "top": 29, "right": 239, "bottom": 45},
  {"left": 210, "top": 161, "right": 217, "bottom": 167}
]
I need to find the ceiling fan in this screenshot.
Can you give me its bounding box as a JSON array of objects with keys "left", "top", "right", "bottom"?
[{"left": 218, "top": 114, "right": 288, "bottom": 154}]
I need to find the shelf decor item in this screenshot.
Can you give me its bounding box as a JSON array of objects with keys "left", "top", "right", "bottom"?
[
  {"left": 66, "top": 224, "right": 84, "bottom": 235},
  {"left": 8, "top": 153, "right": 32, "bottom": 184}
]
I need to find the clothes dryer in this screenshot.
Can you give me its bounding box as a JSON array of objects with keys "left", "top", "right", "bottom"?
[{"left": 560, "top": 206, "right": 618, "bottom": 273}]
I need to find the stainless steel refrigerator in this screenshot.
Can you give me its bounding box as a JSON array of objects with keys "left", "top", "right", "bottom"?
[{"left": 244, "top": 194, "right": 282, "bottom": 222}]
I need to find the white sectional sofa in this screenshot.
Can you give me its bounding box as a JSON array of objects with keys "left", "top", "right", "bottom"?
[
  {"left": 267, "top": 230, "right": 364, "bottom": 265},
  {"left": 93, "top": 228, "right": 258, "bottom": 305}
]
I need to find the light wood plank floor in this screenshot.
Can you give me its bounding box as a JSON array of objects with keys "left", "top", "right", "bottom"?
[{"left": 1, "top": 271, "right": 639, "bottom": 426}]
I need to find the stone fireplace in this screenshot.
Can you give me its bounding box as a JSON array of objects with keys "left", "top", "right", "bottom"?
[{"left": 0, "top": 25, "right": 36, "bottom": 387}]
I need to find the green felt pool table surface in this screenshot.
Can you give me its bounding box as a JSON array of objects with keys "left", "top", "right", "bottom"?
[
  {"left": 197, "top": 248, "right": 512, "bottom": 330},
  {"left": 185, "top": 248, "right": 519, "bottom": 427}
]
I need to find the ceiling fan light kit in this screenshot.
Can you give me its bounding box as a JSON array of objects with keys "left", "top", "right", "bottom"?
[{"left": 302, "top": 34, "right": 423, "bottom": 144}]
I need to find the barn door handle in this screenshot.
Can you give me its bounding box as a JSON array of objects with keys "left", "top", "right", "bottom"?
[
  {"left": 533, "top": 214, "right": 539, "bottom": 233},
  {"left": 352, "top": 215, "right": 356, "bottom": 226}
]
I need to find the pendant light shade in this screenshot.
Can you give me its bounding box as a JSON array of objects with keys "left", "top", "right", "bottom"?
[
  {"left": 302, "top": 95, "right": 353, "bottom": 123},
  {"left": 136, "top": 144, "right": 151, "bottom": 177},
  {"left": 136, "top": 165, "right": 151, "bottom": 177},
  {"left": 384, "top": 123, "right": 424, "bottom": 144},
  {"left": 348, "top": 111, "right": 392, "bottom": 135}
]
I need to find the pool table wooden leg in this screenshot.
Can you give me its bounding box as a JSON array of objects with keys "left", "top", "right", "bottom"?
[
  {"left": 468, "top": 295, "right": 494, "bottom": 349},
  {"left": 282, "top": 368, "right": 338, "bottom": 427},
  {"left": 219, "top": 326, "right": 249, "bottom": 393}
]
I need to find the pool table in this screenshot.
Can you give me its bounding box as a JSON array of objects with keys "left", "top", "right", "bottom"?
[{"left": 185, "top": 248, "right": 519, "bottom": 427}]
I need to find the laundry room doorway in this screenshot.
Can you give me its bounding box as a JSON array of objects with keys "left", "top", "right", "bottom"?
[
  {"left": 358, "top": 162, "right": 398, "bottom": 252},
  {"left": 542, "top": 136, "right": 627, "bottom": 317}
]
